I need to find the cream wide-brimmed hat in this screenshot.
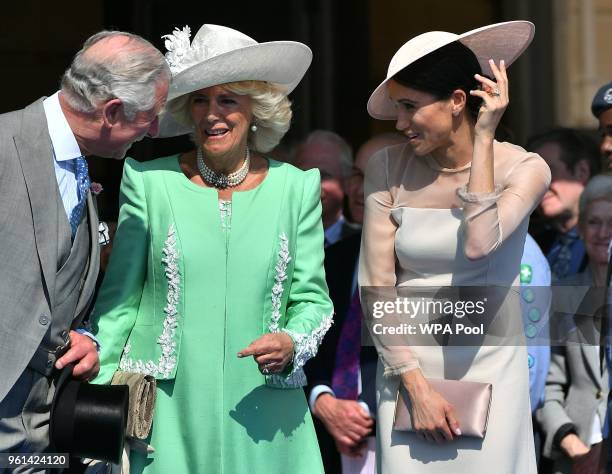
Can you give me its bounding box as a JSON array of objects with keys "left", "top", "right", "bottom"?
[
  {"left": 158, "top": 24, "right": 312, "bottom": 137},
  {"left": 367, "top": 21, "right": 535, "bottom": 120}
]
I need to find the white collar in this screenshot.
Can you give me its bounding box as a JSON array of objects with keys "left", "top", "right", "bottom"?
[{"left": 43, "top": 91, "right": 83, "bottom": 162}]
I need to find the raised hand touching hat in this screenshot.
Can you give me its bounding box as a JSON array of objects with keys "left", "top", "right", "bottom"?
[{"left": 368, "top": 21, "right": 535, "bottom": 120}]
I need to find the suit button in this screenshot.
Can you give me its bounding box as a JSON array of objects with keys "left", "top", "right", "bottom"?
[
  {"left": 39, "top": 315, "right": 49, "bottom": 325},
  {"left": 597, "top": 390, "right": 603, "bottom": 399},
  {"left": 46, "top": 359, "right": 53, "bottom": 368}
]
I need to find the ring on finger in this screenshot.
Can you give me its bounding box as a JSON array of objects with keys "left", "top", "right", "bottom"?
[
  {"left": 260, "top": 362, "right": 274, "bottom": 375},
  {"left": 488, "top": 87, "right": 501, "bottom": 97}
]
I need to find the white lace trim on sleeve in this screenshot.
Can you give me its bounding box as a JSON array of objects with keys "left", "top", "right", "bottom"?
[{"left": 119, "top": 224, "right": 180, "bottom": 378}]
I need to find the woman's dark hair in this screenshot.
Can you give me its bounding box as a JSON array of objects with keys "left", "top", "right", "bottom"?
[{"left": 393, "top": 41, "right": 483, "bottom": 121}]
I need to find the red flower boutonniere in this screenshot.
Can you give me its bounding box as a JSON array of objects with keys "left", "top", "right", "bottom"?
[{"left": 90, "top": 182, "right": 104, "bottom": 195}]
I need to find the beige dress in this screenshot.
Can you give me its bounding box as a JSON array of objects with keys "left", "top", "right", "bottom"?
[{"left": 359, "top": 141, "right": 551, "bottom": 473}]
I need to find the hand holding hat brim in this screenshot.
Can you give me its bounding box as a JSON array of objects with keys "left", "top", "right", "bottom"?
[{"left": 367, "top": 21, "right": 535, "bottom": 120}]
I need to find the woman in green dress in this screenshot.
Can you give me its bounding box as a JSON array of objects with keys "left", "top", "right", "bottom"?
[{"left": 91, "top": 24, "right": 333, "bottom": 473}]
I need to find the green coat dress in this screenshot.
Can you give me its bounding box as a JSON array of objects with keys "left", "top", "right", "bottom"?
[{"left": 91, "top": 155, "right": 333, "bottom": 473}]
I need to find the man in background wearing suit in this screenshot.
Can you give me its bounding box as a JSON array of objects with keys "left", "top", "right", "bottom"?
[
  {"left": 0, "top": 30, "right": 170, "bottom": 459},
  {"left": 591, "top": 81, "right": 612, "bottom": 171},
  {"left": 527, "top": 128, "right": 600, "bottom": 281},
  {"left": 292, "top": 130, "right": 359, "bottom": 247},
  {"left": 305, "top": 133, "right": 406, "bottom": 474}
]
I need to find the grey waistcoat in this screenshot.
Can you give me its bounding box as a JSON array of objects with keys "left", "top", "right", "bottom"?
[{"left": 27, "top": 190, "right": 93, "bottom": 376}]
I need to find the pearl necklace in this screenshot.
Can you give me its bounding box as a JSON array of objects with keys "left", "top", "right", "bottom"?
[{"left": 196, "top": 147, "right": 250, "bottom": 189}]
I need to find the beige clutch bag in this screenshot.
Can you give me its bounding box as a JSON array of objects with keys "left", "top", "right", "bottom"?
[
  {"left": 111, "top": 371, "right": 156, "bottom": 440},
  {"left": 393, "top": 378, "right": 492, "bottom": 439}
]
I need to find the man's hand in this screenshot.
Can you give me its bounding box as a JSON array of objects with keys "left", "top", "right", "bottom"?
[
  {"left": 55, "top": 330, "right": 100, "bottom": 381},
  {"left": 314, "top": 393, "right": 373, "bottom": 458},
  {"left": 560, "top": 433, "right": 590, "bottom": 459}
]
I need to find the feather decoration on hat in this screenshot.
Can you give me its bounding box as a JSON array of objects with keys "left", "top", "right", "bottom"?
[
  {"left": 162, "top": 26, "right": 210, "bottom": 75},
  {"left": 163, "top": 26, "right": 193, "bottom": 74}
]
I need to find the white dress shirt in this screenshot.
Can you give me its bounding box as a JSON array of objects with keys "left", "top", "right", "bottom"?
[
  {"left": 43, "top": 91, "right": 83, "bottom": 221},
  {"left": 43, "top": 92, "right": 100, "bottom": 349}
]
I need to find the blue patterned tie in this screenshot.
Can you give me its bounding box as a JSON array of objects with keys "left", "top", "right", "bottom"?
[
  {"left": 550, "top": 231, "right": 578, "bottom": 280},
  {"left": 69, "top": 156, "right": 91, "bottom": 235}
]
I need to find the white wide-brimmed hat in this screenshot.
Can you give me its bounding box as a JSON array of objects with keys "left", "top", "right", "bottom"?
[
  {"left": 367, "top": 21, "right": 535, "bottom": 120},
  {"left": 159, "top": 24, "right": 312, "bottom": 137}
]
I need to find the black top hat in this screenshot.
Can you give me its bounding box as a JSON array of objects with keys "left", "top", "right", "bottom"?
[{"left": 50, "top": 364, "right": 129, "bottom": 464}]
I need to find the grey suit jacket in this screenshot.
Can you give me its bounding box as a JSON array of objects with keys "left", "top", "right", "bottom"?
[
  {"left": 537, "top": 269, "right": 609, "bottom": 462},
  {"left": 0, "top": 98, "right": 100, "bottom": 401}
]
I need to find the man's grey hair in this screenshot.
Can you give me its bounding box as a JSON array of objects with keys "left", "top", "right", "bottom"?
[
  {"left": 301, "top": 130, "right": 353, "bottom": 178},
  {"left": 61, "top": 30, "right": 170, "bottom": 121}
]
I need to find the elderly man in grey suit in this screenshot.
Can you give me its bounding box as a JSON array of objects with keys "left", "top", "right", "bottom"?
[{"left": 0, "top": 30, "right": 170, "bottom": 462}]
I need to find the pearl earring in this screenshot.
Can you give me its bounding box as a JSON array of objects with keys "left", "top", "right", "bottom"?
[{"left": 250, "top": 123, "right": 258, "bottom": 132}]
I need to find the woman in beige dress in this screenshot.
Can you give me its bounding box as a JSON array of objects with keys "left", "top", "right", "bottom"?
[{"left": 359, "top": 22, "right": 551, "bottom": 473}]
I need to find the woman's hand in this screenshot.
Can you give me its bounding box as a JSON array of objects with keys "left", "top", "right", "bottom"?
[
  {"left": 401, "top": 369, "right": 461, "bottom": 443},
  {"left": 237, "top": 332, "right": 294, "bottom": 374},
  {"left": 470, "top": 59, "right": 509, "bottom": 139}
]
